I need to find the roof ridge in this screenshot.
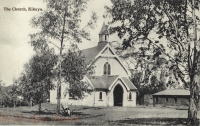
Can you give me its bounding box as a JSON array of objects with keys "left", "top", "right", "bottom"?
[{"left": 81, "top": 46, "right": 97, "bottom": 51}]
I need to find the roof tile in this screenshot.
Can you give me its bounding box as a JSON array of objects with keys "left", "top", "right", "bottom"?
[
  {"left": 81, "top": 42, "right": 108, "bottom": 64},
  {"left": 86, "top": 75, "right": 118, "bottom": 89},
  {"left": 121, "top": 77, "right": 137, "bottom": 91},
  {"left": 153, "top": 89, "right": 190, "bottom": 96},
  {"left": 86, "top": 75, "right": 137, "bottom": 91}
]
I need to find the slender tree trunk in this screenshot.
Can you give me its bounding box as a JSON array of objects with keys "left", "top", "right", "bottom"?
[
  {"left": 13, "top": 100, "right": 16, "bottom": 108},
  {"left": 56, "top": 83, "right": 61, "bottom": 114},
  {"left": 38, "top": 103, "right": 41, "bottom": 113},
  {"left": 56, "top": 2, "right": 68, "bottom": 115},
  {"left": 29, "top": 97, "right": 33, "bottom": 107}
]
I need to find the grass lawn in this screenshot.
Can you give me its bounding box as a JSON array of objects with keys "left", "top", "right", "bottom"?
[{"left": 0, "top": 103, "right": 199, "bottom": 125}]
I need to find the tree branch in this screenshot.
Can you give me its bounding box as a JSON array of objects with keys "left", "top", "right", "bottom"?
[
  {"left": 161, "top": 3, "right": 185, "bottom": 52},
  {"left": 47, "top": 41, "right": 60, "bottom": 49}
]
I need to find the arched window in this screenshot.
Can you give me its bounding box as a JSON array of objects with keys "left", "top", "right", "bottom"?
[
  {"left": 99, "top": 92, "right": 102, "bottom": 100},
  {"left": 129, "top": 92, "right": 132, "bottom": 100},
  {"left": 108, "top": 63, "right": 110, "bottom": 75},
  {"left": 103, "top": 62, "right": 111, "bottom": 75},
  {"left": 103, "top": 63, "right": 107, "bottom": 75}
]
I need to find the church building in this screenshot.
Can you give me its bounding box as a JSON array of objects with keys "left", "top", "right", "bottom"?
[{"left": 50, "top": 23, "right": 137, "bottom": 107}]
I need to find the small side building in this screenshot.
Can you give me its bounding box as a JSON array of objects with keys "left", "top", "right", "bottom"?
[{"left": 153, "top": 89, "right": 190, "bottom": 106}]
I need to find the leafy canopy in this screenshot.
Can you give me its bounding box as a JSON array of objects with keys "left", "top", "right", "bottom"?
[
  {"left": 19, "top": 49, "right": 57, "bottom": 104},
  {"left": 30, "top": 0, "right": 97, "bottom": 52},
  {"left": 106, "top": 0, "right": 200, "bottom": 87}
]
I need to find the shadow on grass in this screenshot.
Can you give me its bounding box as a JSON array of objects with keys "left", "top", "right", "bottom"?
[
  {"left": 72, "top": 111, "right": 88, "bottom": 115},
  {"left": 12, "top": 111, "right": 90, "bottom": 122},
  {"left": 38, "top": 111, "right": 90, "bottom": 121},
  {"left": 21, "top": 110, "right": 90, "bottom": 116},
  {"left": 112, "top": 118, "right": 194, "bottom": 125},
  {"left": 72, "top": 106, "right": 103, "bottom": 111},
  {"left": 21, "top": 110, "right": 55, "bottom": 115}
]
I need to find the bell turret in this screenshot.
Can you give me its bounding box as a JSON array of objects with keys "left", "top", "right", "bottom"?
[{"left": 99, "top": 22, "right": 109, "bottom": 42}]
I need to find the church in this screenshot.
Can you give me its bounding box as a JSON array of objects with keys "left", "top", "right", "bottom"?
[{"left": 50, "top": 23, "right": 137, "bottom": 107}]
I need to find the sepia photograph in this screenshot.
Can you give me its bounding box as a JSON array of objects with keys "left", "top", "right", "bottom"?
[{"left": 0, "top": 0, "right": 200, "bottom": 125}]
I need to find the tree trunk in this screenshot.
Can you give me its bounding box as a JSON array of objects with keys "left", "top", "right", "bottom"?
[
  {"left": 29, "top": 97, "right": 33, "bottom": 107},
  {"left": 56, "top": 1, "right": 68, "bottom": 115},
  {"left": 188, "top": 0, "right": 199, "bottom": 125},
  {"left": 56, "top": 80, "right": 61, "bottom": 115},
  {"left": 13, "top": 99, "right": 15, "bottom": 108},
  {"left": 188, "top": 97, "right": 198, "bottom": 125},
  {"left": 38, "top": 103, "right": 41, "bottom": 113},
  {"left": 187, "top": 76, "right": 199, "bottom": 125}
]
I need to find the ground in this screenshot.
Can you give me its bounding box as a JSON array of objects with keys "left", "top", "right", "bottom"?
[{"left": 0, "top": 103, "right": 198, "bottom": 125}]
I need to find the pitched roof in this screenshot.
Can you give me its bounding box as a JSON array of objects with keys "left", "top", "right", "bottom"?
[
  {"left": 99, "top": 22, "right": 109, "bottom": 35},
  {"left": 153, "top": 89, "right": 190, "bottom": 96},
  {"left": 86, "top": 75, "right": 137, "bottom": 91},
  {"left": 81, "top": 42, "right": 108, "bottom": 64},
  {"left": 121, "top": 77, "right": 137, "bottom": 91},
  {"left": 86, "top": 75, "right": 118, "bottom": 90}
]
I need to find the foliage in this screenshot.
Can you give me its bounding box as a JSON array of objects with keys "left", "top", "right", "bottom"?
[
  {"left": 132, "top": 70, "right": 166, "bottom": 104},
  {"left": 19, "top": 49, "right": 57, "bottom": 108},
  {"left": 29, "top": 0, "right": 97, "bottom": 113},
  {"left": 106, "top": 0, "right": 200, "bottom": 124},
  {"left": 53, "top": 44, "right": 90, "bottom": 99},
  {"left": 30, "top": 0, "right": 97, "bottom": 55},
  {"left": 106, "top": 0, "right": 200, "bottom": 85},
  {"left": 0, "top": 83, "right": 22, "bottom": 107}
]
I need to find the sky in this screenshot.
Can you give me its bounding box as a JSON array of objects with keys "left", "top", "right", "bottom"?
[
  {"left": 0, "top": 0, "right": 117, "bottom": 85},
  {"left": 1, "top": 0, "right": 199, "bottom": 86}
]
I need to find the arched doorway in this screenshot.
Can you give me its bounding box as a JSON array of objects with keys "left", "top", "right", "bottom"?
[{"left": 113, "top": 84, "right": 123, "bottom": 106}]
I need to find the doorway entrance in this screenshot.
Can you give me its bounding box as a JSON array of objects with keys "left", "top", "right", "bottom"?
[{"left": 113, "top": 85, "right": 123, "bottom": 106}]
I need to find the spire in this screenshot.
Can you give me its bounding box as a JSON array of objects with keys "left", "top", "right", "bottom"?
[
  {"left": 99, "top": 22, "right": 109, "bottom": 35},
  {"left": 99, "top": 22, "right": 109, "bottom": 42}
]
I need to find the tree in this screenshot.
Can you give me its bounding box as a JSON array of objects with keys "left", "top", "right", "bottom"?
[
  {"left": 106, "top": 0, "right": 200, "bottom": 125},
  {"left": 10, "top": 81, "right": 19, "bottom": 108},
  {"left": 61, "top": 44, "right": 89, "bottom": 99},
  {"left": 30, "top": 0, "right": 97, "bottom": 114},
  {"left": 0, "top": 81, "right": 9, "bottom": 107},
  {"left": 0, "top": 80, "right": 4, "bottom": 106},
  {"left": 19, "top": 60, "right": 34, "bottom": 107},
  {"left": 115, "top": 45, "right": 168, "bottom": 104},
  {"left": 132, "top": 68, "right": 166, "bottom": 104},
  {"left": 19, "top": 49, "right": 57, "bottom": 112},
  {"left": 0, "top": 84, "right": 20, "bottom": 107}
]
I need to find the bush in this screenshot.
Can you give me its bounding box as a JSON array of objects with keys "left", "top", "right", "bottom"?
[{"left": 16, "top": 100, "right": 29, "bottom": 107}]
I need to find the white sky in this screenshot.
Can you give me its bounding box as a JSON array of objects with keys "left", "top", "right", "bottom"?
[
  {"left": 1, "top": 0, "right": 199, "bottom": 86},
  {"left": 0, "top": 0, "right": 118, "bottom": 85}
]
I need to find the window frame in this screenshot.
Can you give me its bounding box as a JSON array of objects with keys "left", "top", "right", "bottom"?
[
  {"left": 128, "top": 92, "right": 132, "bottom": 101},
  {"left": 103, "top": 62, "right": 111, "bottom": 75},
  {"left": 99, "top": 92, "right": 103, "bottom": 101}
]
